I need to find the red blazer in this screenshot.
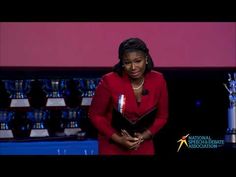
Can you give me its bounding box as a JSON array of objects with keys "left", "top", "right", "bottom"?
[{"left": 88, "top": 70, "right": 168, "bottom": 155}]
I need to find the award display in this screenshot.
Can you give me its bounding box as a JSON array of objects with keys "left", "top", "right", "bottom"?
[
  {"left": 4, "top": 80, "right": 32, "bottom": 107},
  {"left": 74, "top": 78, "right": 100, "bottom": 106},
  {"left": 27, "top": 109, "right": 50, "bottom": 137},
  {"left": 224, "top": 73, "right": 236, "bottom": 144},
  {"left": 62, "top": 108, "right": 84, "bottom": 136},
  {"left": 0, "top": 110, "right": 14, "bottom": 138},
  {"left": 42, "top": 79, "right": 66, "bottom": 107}
]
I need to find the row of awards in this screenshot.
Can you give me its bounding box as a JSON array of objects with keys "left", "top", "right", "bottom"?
[
  {"left": 0, "top": 108, "right": 86, "bottom": 139},
  {"left": 0, "top": 78, "right": 100, "bottom": 108}
]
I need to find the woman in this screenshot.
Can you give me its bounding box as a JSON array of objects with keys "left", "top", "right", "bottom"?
[{"left": 89, "top": 37, "right": 168, "bottom": 155}]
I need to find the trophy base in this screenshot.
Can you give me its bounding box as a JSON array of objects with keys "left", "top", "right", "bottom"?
[
  {"left": 30, "top": 129, "right": 49, "bottom": 137},
  {"left": 81, "top": 97, "right": 93, "bottom": 106},
  {"left": 224, "top": 133, "right": 236, "bottom": 143},
  {"left": 10, "top": 99, "right": 30, "bottom": 107},
  {"left": 0, "top": 130, "right": 14, "bottom": 138},
  {"left": 46, "top": 98, "right": 66, "bottom": 107},
  {"left": 64, "top": 128, "right": 82, "bottom": 136}
]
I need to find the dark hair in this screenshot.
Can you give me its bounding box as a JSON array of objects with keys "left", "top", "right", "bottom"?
[{"left": 113, "top": 37, "right": 154, "bottom": 76}]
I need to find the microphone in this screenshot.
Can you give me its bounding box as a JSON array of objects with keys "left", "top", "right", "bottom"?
[{"left": 142, "top": 89, "right": 149, "bottom": 96}]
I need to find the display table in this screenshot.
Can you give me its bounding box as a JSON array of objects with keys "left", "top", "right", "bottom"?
[{"left": 0, "top": 139, "right": 98, "bottom": 155}]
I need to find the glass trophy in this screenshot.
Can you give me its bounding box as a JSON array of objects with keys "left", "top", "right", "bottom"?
[
  {"left": 224, "top": 73, "right": 236, "bottom": 144},
  {"left": 62, "top": 108, "right": 84, "bottom": 136},
  {"left": 4, "top": 79, "right": 32, "bottom": 107},
  {"left": 75, "top": 78, "right": 100, "bottom": 106},
  {"left": 27, "top": 109, "right": 50, "bottom": 137},
  {"left": 42, "top": 79, "right": 66, "bottom": 107},
  {"left": 0, "top": 110, "right": 14, "bottom": 138}
]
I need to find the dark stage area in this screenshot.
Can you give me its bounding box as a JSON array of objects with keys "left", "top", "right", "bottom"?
[{"left": 0, "top": 67, "right": 236, "bottom": 159}]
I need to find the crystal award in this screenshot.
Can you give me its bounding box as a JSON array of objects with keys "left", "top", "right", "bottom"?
[
  {"left": 27, "top": 109, "right": 50, "bottom": 137},
  {"left": 4, "top": 80, "right": 32, "bottom": 107},
  {"left": 62, "top": 108, "right": 83, "bottom": 136},
  {"left": 0, "top": 110, "right": 14, "bottom": 138},
  {"left": 75, "top": 78, "right": 100, "bottom": 106},
  {"left": 43, "top": 79, "right": 66, "bottom": 107}
]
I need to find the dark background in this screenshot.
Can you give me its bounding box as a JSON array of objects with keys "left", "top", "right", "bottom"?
[{"left": 0, "top": 67, "right": 235, "bottom": 159}]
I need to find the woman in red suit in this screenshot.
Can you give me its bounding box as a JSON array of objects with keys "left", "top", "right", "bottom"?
[{"left": 89, "top": 38, "right": 168, "bottom": 155}]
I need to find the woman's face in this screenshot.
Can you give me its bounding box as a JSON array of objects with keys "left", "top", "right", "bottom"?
[{"left": 122, "top": 51, "right": 147, "bottom": 80}]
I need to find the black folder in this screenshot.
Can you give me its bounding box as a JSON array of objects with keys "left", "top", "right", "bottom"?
[{"left": 111, "top": 107, "right": 158, "bottom": 136}]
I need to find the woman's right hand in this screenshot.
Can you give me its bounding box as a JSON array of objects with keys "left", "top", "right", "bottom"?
[
  {"left": 111, "top": 130, "right": 140, "bottom": 150},
  {"left": 119, "top": 134, "right": 140, "bottom": 150}
]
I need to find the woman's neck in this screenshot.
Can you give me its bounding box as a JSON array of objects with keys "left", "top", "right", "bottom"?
[
  {"left": 130, "top": 77, "right": 144, "bottom": 85},
  {"left": 130, "top": 77, "right": 144, "bottom": 91}
]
